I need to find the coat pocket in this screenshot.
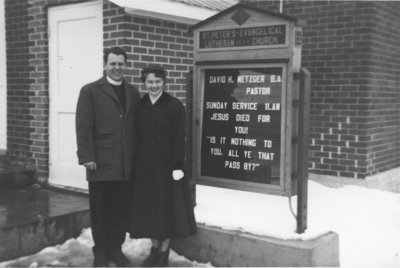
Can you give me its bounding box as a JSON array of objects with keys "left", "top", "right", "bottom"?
[
  {"left": 95, "top": 133, "right": 114, "bottom": 167},
  {"left": 98, "top": 127, "right": 114, "bottom": 135},
  {"left": 95, "top": 140, "right": 113, "bottom": 148}
]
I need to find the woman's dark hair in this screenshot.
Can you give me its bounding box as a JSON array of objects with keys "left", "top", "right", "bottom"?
[
  {"left": 103, "top": 47, "right": 127, "bottom": 64},
  {"left": 141, "top": 65, "right": 167, "bottom": 83}
]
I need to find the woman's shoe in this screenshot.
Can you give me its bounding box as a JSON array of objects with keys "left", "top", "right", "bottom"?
[
  {"left": 107, "top": 250, "right": 130, "bottom": 267},
  {"left": 154, "top": 249, "right": 169, "bottom": 267},
  {"left": 141, "top": 247, "right": 159, "bottom": 267},
  {"left": 93, "top": 254, "right": 108, "bottom": 267},
  {"left": 92, "top": 247, "right": 109, "bottom": 267}
]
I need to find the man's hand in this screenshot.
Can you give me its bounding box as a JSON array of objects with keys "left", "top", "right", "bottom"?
[
  {"left": 172, "top": 170, "right": 184, "bottom": 181},
  {"left": 83, "top": 161, "right": 97, "bottom": 171}
]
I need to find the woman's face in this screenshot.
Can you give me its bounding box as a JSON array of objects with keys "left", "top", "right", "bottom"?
[{"left": 144, "top": 73, "right": 164, "bottom": 98}]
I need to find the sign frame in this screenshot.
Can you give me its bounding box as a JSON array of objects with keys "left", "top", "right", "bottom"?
[
  {"left": 193, "top": 62, "right": 293, "bottom": 196},
  {"left": 196, "top": 22, "right": 290, "bottom": 51}
]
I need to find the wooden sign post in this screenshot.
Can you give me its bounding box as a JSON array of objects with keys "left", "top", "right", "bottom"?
[{"left": 190, "top": 4, "right": 306, "bottom": 200}]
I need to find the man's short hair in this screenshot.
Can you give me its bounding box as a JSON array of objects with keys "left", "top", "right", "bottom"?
[{"left": 103, "top": 47, "right": 127, "bottom": 63}]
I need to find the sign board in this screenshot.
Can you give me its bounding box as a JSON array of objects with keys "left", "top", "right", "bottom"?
[
  {"left": 199, "top": 25, "right": 286, "bottom": 49},
  {"left": 201, "top": 66, "right": 284, "bottom": 185},
  {"left": 190, "top": 4, "right": 303, "bottom": 196}
]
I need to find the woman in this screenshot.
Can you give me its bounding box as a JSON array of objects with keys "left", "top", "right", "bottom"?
[{"left": 129, "top": 65, "right": 197, "bottom": 267}]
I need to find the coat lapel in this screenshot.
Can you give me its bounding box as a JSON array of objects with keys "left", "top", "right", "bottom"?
[
  {"left": 142, "top": 91, "right": 170, "bottom": 107},
  {"left": 99, "top": 76, "right": 135, "bottom": 114},
  {"left": 124, "top": 81, "right": 134, "bottom": 115},
  {"left": 99, "top": 76, "right": 119, "bottom": 103}
]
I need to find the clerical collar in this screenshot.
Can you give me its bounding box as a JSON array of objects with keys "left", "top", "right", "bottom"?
[
  {"left": 149, "top": 91, "right": 163, "bottom": 104},
  {"left": 107, "top": 76, "right": 123, "bottom": 86}
]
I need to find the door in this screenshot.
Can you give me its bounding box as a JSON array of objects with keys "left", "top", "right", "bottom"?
[{"left": 48, "top": 1, "right": 103, "bottom": 189}]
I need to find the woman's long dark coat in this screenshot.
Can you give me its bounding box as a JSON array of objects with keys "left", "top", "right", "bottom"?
[{"left": 129, "top": 92, "right": 197, "bottom": 239}]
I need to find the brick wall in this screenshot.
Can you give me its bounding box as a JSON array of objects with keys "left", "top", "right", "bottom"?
[
  {"left": 247, "top": 0, "right": 400, "bottom": 178},
  {"left": 103, "top": 1, "right": 193, "bottom": 103},
  {"left": 5, "top": 0, "right": 94, "bottom": 179},
  {"left": 5, "top": 0, "right": 193, "bottom": 180},
  {"left": 6, "top": 0, "right": 45, "bottom": 175},
  {"left": 5, "top": 0, "right": 399, "bottom": 180},
  {"left": 366, "top": 2, "right": 400, "bottom": 175}
]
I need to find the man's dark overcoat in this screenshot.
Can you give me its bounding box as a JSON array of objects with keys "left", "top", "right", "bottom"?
[
  {"left": 129, "top": 92, "right": 197, "bottom": 239},
  {"left": 76, "top": 76, "right": 140, "bottom": 181}
]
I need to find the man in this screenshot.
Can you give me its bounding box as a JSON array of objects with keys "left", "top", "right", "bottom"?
[{"left": 76, "top": 47, "right": 140, "bottom": 267}]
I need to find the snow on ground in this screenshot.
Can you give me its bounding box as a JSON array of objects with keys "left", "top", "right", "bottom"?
[
  {"left": 0, "top": 229, "right": 210, "bottom": 267},
  {"left": 195, "top": 168, "right": 400, "bottom": 267},
  {"left": 1, "top": 168, "right": 400, "bottom": 267}
]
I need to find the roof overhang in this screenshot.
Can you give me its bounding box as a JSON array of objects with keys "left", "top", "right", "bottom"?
[
  {"left": 109, "top": 0, "right": 219, "bottom": 25},
  {"left": 190, "top": 3, "right": 302, "bottom": 32}
]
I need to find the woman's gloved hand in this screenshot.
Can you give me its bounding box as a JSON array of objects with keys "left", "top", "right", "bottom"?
[{"left": 172, "top": 169, "right": 184, "bottom": 181}]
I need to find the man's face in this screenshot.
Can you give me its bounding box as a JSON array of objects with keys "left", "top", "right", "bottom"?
[{"left": 104, "top": 53, "right": 126, "bottom": 82}]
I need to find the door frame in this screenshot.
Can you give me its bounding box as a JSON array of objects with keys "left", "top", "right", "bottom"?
[
  {"left": 0, "top": 0, "right": 7, "bottom": 152},
  {"left": 48, "top": 0, "right": 103, "bottom": 188}
]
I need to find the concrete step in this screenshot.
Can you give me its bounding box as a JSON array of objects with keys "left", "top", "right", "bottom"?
[
  {"left": 0, "top": 149, "right": 6, "bottom": 163},
  {"left": 172, "top": 224, "right": 339, "bottom": 267},
  {"left": 0, "top": 162, "right": 37, "bottom": 189},
  {"left": 0, "top": 186, "right": 90, "bottom": 262}
]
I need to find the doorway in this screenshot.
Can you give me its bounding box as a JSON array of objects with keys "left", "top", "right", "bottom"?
[{"left": 48, "top": 1, "right": 103, "bottom": 189}]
